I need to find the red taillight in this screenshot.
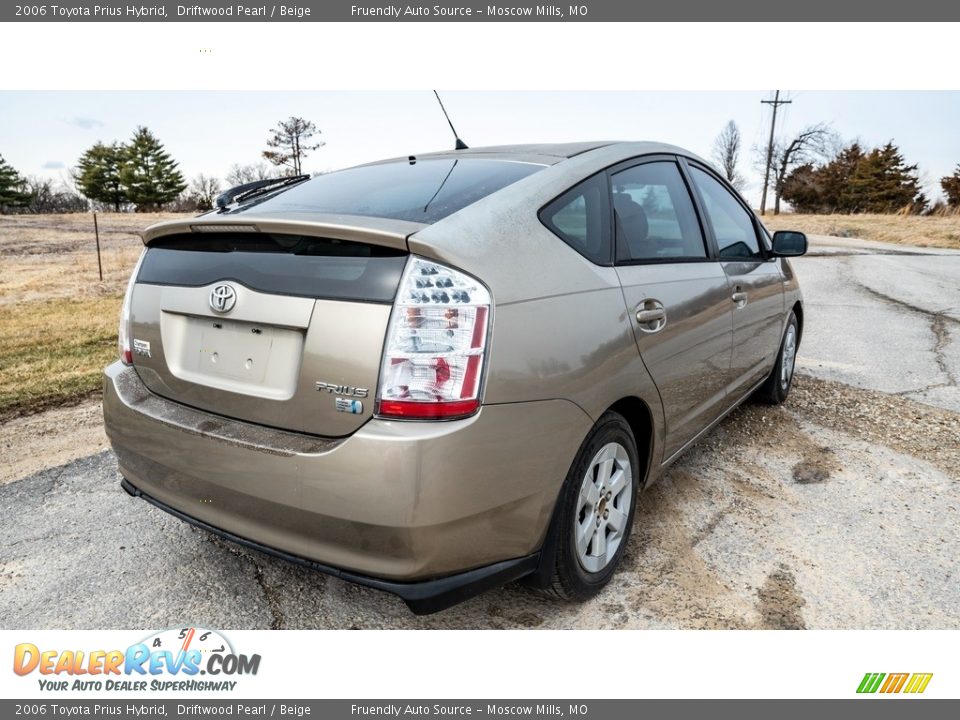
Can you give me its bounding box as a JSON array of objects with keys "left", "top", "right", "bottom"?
[
  {"left": 118, "top": 250, "right": 146, "bottom": 366},
  {"left": 376, "top": 257, "right": 491, "bottom": 421},
  {"left": 377, "top": 398, "right": 480, "bottom": 420}
]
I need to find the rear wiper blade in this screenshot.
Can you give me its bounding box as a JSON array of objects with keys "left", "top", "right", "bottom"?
[{"left": 215, "top": 174, "right": 310, "bottom": 211}]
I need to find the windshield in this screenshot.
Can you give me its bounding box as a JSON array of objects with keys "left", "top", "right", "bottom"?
[{"left": 233, "top": 158, "right": 544, "bottom": 224}]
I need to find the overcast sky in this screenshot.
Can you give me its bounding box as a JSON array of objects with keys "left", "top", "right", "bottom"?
[{"left": 2, "top": 91, "right": 958, "bottom": 206}]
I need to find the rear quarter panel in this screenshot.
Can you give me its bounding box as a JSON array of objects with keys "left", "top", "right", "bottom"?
[{"left": 409, "top": 150, "right": 668, "bottom": 484}]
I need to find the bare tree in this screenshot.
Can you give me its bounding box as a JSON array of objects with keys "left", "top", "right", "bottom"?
[
  {"left": 756, "top": 123, "right": 838, "bottom": 214},
  {"left": 711, "top": 120, "right": 746, "bottom": 191},
  {"left": 22, "top": 175, "right": 87, "bottom": 214},
  {"left": 24, "top": 176, "right": 52, "bottom": 214},
  {"left": 225, "top": 162, "right": 276, "bottom": 186},
  {"left": 262, "top": 116, "right": 324, "bottom": 176},
  {"left": 189, "top": 174, "right": 222, "bottom": 211}
]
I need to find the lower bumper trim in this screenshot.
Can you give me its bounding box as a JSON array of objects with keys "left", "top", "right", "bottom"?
[{"left": 120, "top": 478, "right": 539, "bottom": 615}]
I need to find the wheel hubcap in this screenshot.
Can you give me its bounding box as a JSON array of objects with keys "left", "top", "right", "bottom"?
[
  {"left": 781, "top": 325, "right": 797, "bottom": 389},
  {"left": 575, "top": 442, "right": 632, "bottom": 574}
]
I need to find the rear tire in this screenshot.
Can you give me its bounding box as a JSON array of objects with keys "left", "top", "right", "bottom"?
[
  {"left": 755, "top": 311, "right": 799, "bottom": 405},
  {"left": 543, "top": 411, "right": 639, "bottom": 601}
]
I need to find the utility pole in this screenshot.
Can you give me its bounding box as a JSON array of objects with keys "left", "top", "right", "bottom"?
[{"left": 760, "top": 90, "right": 791, "bottom": 215}]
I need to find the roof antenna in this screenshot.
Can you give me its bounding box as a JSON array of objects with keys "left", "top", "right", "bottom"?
[{"left": 433, "top": 90, "right": 468, "bottom": 150}]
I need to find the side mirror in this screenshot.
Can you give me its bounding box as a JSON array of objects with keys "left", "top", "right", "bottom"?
[{"left": 771, "top": 230, "right": 807, "bottom": 257}]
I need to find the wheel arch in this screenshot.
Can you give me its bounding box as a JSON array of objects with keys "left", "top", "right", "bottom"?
[
  {"left": 791, "top": 300, "right": 804, "bottom": 345},
  {"left": 526, "top": 395, "right": 654, "bottom": 591},
  {"left": 606, "top": 396, "right": 655, "bottom": 488}
]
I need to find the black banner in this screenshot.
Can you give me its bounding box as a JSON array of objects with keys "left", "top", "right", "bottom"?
[
  {"left": 1, "top": 700, "right": 958, "bottom": 718},
  {"left": 3, "top": 0, "right": 960, "bottom": 22}
]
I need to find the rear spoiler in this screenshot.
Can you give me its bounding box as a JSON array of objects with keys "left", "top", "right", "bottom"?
[{"left": 141, "top": 213, "right": 425, "bottom": 252}]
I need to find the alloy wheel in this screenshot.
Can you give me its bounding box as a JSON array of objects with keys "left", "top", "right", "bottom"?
[
  {"left": 574, "top": 442, "right": 633, "bottom": 573},
  {"left": 780, "top": 324, "right": 797, "bottom": 390}
]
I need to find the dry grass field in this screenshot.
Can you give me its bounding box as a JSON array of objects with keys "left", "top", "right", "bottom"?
[
  {"left": 1, "top": 211, "right": 959, "bottom": 421},
  {"left": 0, "top": 213, "right": 188, "bottom": 420},
  {"left": 762, "top": 212, "right": 960, "bottom": 250}
]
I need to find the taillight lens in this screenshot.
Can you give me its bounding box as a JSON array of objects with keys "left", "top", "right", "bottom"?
[
  {"left": 376, "top": 257, "right": 491, "bottom": 420},
  {"left": 118, "top": 249, "right": 146, "bottom": 365}
]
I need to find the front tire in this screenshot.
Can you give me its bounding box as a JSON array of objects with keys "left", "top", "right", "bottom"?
[
  {"left": 544, "top": 412, "right": 639, "bottom": 601},
  {"left": 756, "top": 310, "right": 799, "bottom": 405}
]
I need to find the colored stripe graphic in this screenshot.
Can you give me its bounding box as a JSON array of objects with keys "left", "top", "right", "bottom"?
[
  {"left": 857, "top": 672, "right": 933, "bottom": 694},
  {"left": 857, "top": 673, "right": 885, "bottom": 693},
  {"left": 880, "top": 673, "right": 909, "bottom": 693},
  {"left": 903, "top": 673, "right": 933, "bottom": 694}
]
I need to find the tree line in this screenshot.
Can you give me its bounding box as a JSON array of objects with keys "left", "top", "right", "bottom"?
[
  {"left": 3, "top": 114, "right": 959, "bottom": 215},
  {"left": 0, "top": 116, "right": 323, "bottom": 214},
  {"left": 712, "top": 118, "right": 960, "bottom": 215}
]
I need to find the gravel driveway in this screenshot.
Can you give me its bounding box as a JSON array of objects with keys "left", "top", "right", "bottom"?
[{"left": 1, "top": 235, "right": 958, "bottom": 629}]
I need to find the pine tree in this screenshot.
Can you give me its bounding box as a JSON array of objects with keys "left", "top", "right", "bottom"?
[
  {"left": 0, "top": 154, "right": 31, "bottom": 211},
  {"left": 781, "top": 141, "right": 926, "bottom": 214},
  {"left": 262, "top": 117, "right": 323, "bottom": 176},
  {"left": 120, "top": 127, "right": 187, "bottom": 211},
  {"left": 75, "top": 141, "right": 128, "bottom": 212},
  {"left": 850, "top": 142, "right": 925, "bottom": 213},
  {"left": 941, "top": 164, "right": 960, "bottom": 207},
  {"left": 821, "top": 143, "right": 867, "bottom": 212}
]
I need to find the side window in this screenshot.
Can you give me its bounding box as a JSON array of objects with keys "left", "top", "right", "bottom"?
[
  {"left": 540, "top": 173, "right": 611, "bottom": 265},
  {"left": 689, "top": 166, "right": 762, "bottom": 260},
  {"left": 610, "top": 161, "right": 707, "bottom": 263}
]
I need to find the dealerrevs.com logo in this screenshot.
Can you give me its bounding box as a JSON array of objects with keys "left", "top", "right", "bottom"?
[
  {"left": 13, "top": 627, "right": 261, "bottom": 692},
  {"left": 857, "top": 673, "right": 933, "bottom": 695}
]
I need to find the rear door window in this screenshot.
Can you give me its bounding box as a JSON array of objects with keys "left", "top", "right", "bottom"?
[{"left": 610, "top": 161, "right": 707, "bottom": 263}]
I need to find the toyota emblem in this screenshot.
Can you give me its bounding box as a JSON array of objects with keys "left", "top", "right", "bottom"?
[{"left": 209, "top": 284, "right": 237, "bottom": 313}]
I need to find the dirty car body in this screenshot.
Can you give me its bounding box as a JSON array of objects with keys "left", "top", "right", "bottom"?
[{"left": 103, "top": 142, "right": 806, "bottom": 613}]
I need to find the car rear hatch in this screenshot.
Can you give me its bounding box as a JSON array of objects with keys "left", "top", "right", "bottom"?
[{"left": 128, "top": 215, "right": 421, "bottom": 437}]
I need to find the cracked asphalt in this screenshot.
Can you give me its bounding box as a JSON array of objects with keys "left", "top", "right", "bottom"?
[
  {"left": 1, "top": 234, "right": 958, "bottom": 629},
  {"left": 795, "top": 234, "right": 960, "bottom": 412}
]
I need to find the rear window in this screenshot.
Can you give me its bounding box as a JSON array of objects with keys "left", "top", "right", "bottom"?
[
  {"left": 235, "top": 158, "right": 543, "bottom": 223},
  {"left": 138, "top": 233, "right": 407, "bottom": 303}
]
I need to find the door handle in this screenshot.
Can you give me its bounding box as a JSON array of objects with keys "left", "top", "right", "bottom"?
[
  {"left": 731, "top": 289, "right": 748, "bottom": 307},
  {"left": 636, "top": 308, "right": 665, "bottom": 323},
  {"left": 635, "top": 300, "right": 667, "bottom": 333}
]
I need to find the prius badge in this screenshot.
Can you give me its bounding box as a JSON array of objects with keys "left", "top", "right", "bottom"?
[
  {"left": 316, "top": 382, "right": 369, "bottom": 398},
  {"left": 209, "top": 284, "right": 237, "bottom": 313}
]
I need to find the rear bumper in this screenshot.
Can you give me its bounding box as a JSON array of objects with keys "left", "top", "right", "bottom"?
[
  {"left": 103, "top": 362, "right": 592, "bottom": 610},
  {"left": 121, "top": 477, "right": 539, "bottom": 614}
]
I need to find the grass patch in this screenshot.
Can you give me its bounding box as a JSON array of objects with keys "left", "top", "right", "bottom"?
[
  {"left": 0, "top": 296, "right": 122, "bottom": 420},
  {"left": 0, "top": 213, "right": 177, "bottom": 419},
  {"left": 762, "top": 213, "right": 960, "bottom": 250}
]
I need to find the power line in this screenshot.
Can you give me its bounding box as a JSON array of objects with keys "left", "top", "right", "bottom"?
[{"left": 759, "top": 90, "right": 792, "bottom": 215}]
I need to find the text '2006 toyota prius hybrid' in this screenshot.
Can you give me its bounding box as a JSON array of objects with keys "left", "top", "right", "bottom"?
[{"left": 103, "top": 142, "right": 807, "bottom": 614}]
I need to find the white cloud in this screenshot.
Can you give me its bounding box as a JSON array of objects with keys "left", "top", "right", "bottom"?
[{"left": 66, "top": 116, "right": 105, "bottom": 129}]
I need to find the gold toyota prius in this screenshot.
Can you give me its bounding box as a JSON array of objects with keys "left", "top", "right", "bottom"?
[{"left": 104, "top": 141, "right": 807, "bottom": 613}]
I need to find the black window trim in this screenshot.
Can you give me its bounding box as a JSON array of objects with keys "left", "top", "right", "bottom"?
[
  {"left": 605, "top": 154, "right": 717, "bottom": 267},
  {"left": 538, "top": 151, "right": 774, "bottom": 268},
  {"left": 679, "top": 157, "right": 772, "bottom": 262}
]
